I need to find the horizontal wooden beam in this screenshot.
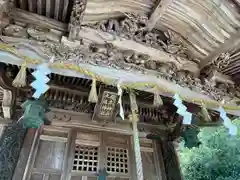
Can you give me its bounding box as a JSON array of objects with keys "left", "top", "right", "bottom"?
[
  {"left": 77, "top": 27, "right": 200, "bottom": 75},
  {"left": 147, "top": 0, "right": 174, "bottom": 30},
  {"left": 47, "top": 108, "right": 170, "bottom": 135},
  {"left": 9, "top": 8, "right": 68, "bottom": 32},
  {"left": 200, "top": 31, "right": 240, "bottom": 69},
  {"left": 7, "top": 8, "right": 199, "bottom": 75}
]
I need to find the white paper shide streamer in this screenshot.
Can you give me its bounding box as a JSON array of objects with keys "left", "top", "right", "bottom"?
[{"left": 117, "top": 81, "right": 124, "bottom": 120}]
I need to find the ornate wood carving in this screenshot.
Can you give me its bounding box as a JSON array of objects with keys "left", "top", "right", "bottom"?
[
  {"left": 47, "top": 111, "right": 71, "bottom": 122},
  {"left": 0, "top": 124, "right": 26, "bottom": 180},
  {"left": 87, "top": 13, "right": 194, "bottom": 62},
  {"left": 69, "top": 0, "right": 87, "bottom": 40},
  {"left": 0, "top": 65, "right": 16, "bottom": 119},
  {"left": 92, "top": 86, "right": 119, "bottom": 123},
  {"left": 200, "top": 31, "right": 240, "bottom": 70},
  {"left": 2, "top": 23, "right": 240, "bottom": 103},
  {"left": 206, "top": 70, "right": 234, "bottom": 87}
]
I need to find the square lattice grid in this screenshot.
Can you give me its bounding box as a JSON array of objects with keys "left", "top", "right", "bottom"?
[
  {"left": 106, "top": 147, "right": 129, "bottom": 174},
  {"left": 72, "top": 145, "right": 99, "bottom": 172}
]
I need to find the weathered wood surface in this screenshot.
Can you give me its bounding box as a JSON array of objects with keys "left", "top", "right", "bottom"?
[
  {"left": 12, "top": 128, "right": 37, "bottom": 180},
  {"left": 147, "top": 0, "right": 173, "bottom": 30},
  {"left": 200, "top": 31, "right": 240, "bottom": 69},
  {"left": 9, "top": 8, "right": 68, "bottom": 32},
  {"left": 7, "top": 8, "right": 200, "bottom": 75},
  {"left": 0, "top": 41, "right": 239, "bottom": 116},
  {"left": 77, "top": 27, "right": 200, "bottom": 75}
]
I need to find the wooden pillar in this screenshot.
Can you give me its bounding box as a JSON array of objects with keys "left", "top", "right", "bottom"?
[
  {"left": 0, "top": 124, "right": 26, "bottom": 180},
  {"left": 158, "top": 140, "right": 183, "bottom": 180},
  {"left": 0, "top": 63, "right": 27, "bottom": 180},
  {"left": 68, "top": 0, "right": 87, "bottom": 40},
  {"left": 12, "top": 128, "right": 40, "bottom": 180}
]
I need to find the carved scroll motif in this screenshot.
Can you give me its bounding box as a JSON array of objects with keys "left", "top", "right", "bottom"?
[
  {"left": 212, "top": 52, "right": 231, "bottom": 71},
  {"left": 47, "top": 112, "right": 71, "bottom": 122}
]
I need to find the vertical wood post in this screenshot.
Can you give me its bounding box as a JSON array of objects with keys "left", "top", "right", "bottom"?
[
  {"left": 12, "top": 128, "right": 39, "bottom": 180},
  {"left": 0, "top": 124, "right": 26, "bottom": 180},
  {"left": 68, "top": 0, "right": 87, "bottom": 41},
  {"left": 129, "top": 92, "right": 144, "bottom": 180},
  {"left": 159, "top": 140, "right": 184, "bottom": 180},
  {"left": 65, "top": 129, "right": 77, "bottom": 180}
]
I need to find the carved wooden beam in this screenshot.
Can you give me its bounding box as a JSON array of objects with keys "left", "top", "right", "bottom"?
[
  {"left": 76, "top": 27, "right": 200, "bottom": 75},
  {"left": 147, "top": 0, "right": 174, "bottom": 31},
  {"left": 68, "top": 0, "right": 88, "bottom": 40},
  {"left": 9, "top": 8, "right": 68, "bottom": 32},
  {"left": 200, "top": 31, "right": 240, "bottom": 70}
]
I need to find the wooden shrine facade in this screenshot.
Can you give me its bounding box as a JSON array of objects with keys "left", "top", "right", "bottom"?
[
  {"left": 0, "top": 0, "right": 240, "bottom": 180},
  {"left": 0, "top": 65, "right": 183, "bottom": 180}
]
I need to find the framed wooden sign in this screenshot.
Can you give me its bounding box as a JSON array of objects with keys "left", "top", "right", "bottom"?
[{"left": 92, "top": 86, "right": 119, "bottom": 123}]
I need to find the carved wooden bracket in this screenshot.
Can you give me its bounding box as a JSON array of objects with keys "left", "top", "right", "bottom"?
[
  {"left": 206, "top": 70, "right": 234, "bottom": 87},
  {"left": 0, "top": 66, "right": 16, "bottom": 119}
]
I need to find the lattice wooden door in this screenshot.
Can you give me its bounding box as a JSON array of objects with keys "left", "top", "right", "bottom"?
[{"left": 71, "top": 131, "right": 132, "bottom": 180}]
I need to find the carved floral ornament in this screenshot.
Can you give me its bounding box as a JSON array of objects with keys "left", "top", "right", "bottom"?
[{"left": 1, "top": 24, "right": 240, "bottom": 109}]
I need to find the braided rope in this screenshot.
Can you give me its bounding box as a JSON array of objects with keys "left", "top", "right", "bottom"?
[
  {"left": 1, "top": 44, "right": 240, "bottom": 111},
  {"left": 132, "top": 120, "right": 144, "bottom": 180},
  {"left": 129, "top": 92, "right": 144, "bottom": 180}
]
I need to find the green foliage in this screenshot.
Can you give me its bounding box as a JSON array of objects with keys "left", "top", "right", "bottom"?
[{"left": 180, "top": 120, "right": 240, "bottom": 180}]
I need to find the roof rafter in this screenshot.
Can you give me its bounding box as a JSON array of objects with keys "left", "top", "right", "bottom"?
[
  {"left": 200, "top": 31, "right": 240, "bottom": 70},
  {"left": 147, "top": 0, "right": 174, "bottom": 31}
]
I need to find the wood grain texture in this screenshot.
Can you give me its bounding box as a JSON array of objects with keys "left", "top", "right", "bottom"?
[
  {"left": 200, "top": 31, "right": 240, "bottom": 69},
  {"left": 34, "top": 140, "right": 66, "bottom": 170},
  {"left": 147, "top": 0, "right": 174, "bottom": 30},
  {"left": 10, "top": 8, "right": 68, "bottom": 31},
  {"left": 77, "top": 27, "right": 199, "bottom": 74},
  {"left": 12, "top": 129, "right": 37, "bottom": 180}
]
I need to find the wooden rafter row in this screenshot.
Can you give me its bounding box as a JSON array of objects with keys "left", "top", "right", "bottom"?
[
  {"left": 10, "top": 8, "right": 68, "bottom": 31},
  {"left": 200, "top": 30, "right": 240, "bottom": 69},
  {"left": 147, "top": 0, "right": 174, "bottom": 30},
  {"left": 15, "top": 0, "right": 72, "bottom": 22}
]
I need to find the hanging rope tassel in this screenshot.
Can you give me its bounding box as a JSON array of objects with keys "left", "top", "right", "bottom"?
[
  {"left": 12, "top": 62, "right": 27, "bottom": 88},
  {"left": 152, "top": 86, "right": 163, "bottom": 107},
  {"left": 200, "top": 103, "right": 211, "bottom": 122},
  {"left": 129, "top": 91, "right": 144, "bottom": 180},
  {"left": 88, "top": 78, "right": 98, "bottom": 103},
  {"left": 153, "top": 93, "right": 163, "bottom": 107}
]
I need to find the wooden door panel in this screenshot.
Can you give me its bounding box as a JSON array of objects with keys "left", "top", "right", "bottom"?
[{"left": 34, "top": 140, "right": 66, "bottom": 170}]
